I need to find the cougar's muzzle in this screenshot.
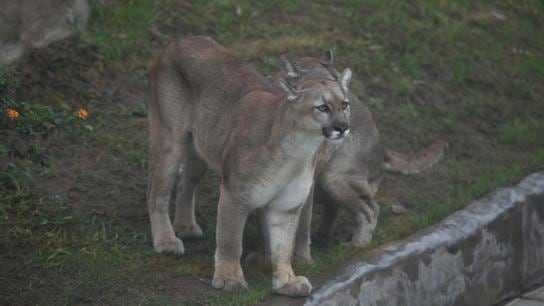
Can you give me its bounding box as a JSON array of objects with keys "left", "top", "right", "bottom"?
[{"left": 322, "top": 121, "right": 350, "bottom": 141}]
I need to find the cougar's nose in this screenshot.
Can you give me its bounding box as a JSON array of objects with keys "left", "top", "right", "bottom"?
[{"left": 333, "top": 122, "right": 349, "bottom": 134}]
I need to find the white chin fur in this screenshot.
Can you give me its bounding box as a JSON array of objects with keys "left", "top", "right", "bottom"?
[
  {"left": 325, "top": 133, "right": 345, "bottom": 143},
  {"left": 331, "top": 131, "right": 341, "bottom": 138},
  {"left": 328, "top": 130, "right": 349, "bottom": 140}
]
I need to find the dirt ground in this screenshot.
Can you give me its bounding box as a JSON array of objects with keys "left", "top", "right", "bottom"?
[{"left": 1, "top": 1, "right": 543, "bottom": 305}]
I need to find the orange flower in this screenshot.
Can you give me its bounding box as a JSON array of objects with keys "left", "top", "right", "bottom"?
[
  {"left": 77, "top": 108, "right": 89, "bottom": 120},
  {"left": 5, "top": 108, "right": 19, "bottom": 120}
]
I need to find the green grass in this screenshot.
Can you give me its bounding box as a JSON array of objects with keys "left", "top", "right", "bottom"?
[
  {"left": 207, "top": 286, "right": 270, "bottom": 306},
  {"left": 390, "top": 146, "right": 544, "bottom": 232},
  {"left": 498, "top": 118, "right": 540, "bottom": 146},
  {"left": 83, "top": 0, "right": 172, "bottom": 60},
  {"left": 371, "top": 147, "right": 544, "bottom": 245}
]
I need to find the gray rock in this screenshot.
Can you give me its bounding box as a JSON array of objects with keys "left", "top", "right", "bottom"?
[
  {"left": 0, "top": 0, "right": 89, "bottom": 65},
  {"left": 524, "top": 287, "right": 544, "bottom": 302},
  {"left": 505, "top": 298, "right": 544, "bottom": 306},
  {"left": 391, "top": 204, "right": 409, "bottom": 215}
]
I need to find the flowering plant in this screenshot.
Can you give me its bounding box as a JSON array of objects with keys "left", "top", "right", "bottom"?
[{"left": 0, "top": 67, "right": 88, "bottom": 194}]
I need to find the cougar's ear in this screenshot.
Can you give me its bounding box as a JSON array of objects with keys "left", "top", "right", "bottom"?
[
  {"left": 279, "top": 54, "right": 298, "bottom": 85},
  {"left": 321, "top": 49, "right": 334, "bottom": 66},
  {"left": 339, "top": 68, "right": 352, "bottom": 95},
  {"left": 277, "top": 79, "right": 301, "bottom": 102}
]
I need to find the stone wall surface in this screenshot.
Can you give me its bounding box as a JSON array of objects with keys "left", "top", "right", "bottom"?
[
  {"left": 264, "top": 172, "right": 544, "bottom": 306},
  {"left": 0, "top": 0, "right": 88, "bottom": 65}
]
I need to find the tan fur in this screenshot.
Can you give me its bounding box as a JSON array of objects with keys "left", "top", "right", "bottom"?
[
  {"left": 264, "top": 53, "right": 449, "bottom": 263},
  {"left": 147, "top": 36, "right": 353, "bottom": 296},
  {"left": 384, "top": 141, "right": 448, "bottom": 175}
]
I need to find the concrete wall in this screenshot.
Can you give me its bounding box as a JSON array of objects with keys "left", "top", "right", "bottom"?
[
  {"left": 265, "top": 172, "right": 544, "bottom": 306},
  {"left": 0, "top": 0, "right": 89, "bottom": 65}
]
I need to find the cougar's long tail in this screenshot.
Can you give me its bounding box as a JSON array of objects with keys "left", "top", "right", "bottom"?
[{"left": 384, "top": 140, "right": 449, "bottom": 175}]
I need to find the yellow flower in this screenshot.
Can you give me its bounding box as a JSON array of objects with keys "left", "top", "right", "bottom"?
[
  {"left": 6, "top": 108, "right": 19, "bottom": 120},
  {"left": 77, "top": 108, "right": 89, "bottom": 120}
]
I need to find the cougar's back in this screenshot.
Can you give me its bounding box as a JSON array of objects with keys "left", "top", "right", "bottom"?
[{"left": 149, "top": 36, "right": 279, "bottom": 171}]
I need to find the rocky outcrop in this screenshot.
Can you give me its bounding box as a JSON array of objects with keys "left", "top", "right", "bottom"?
[{"left": 0, "top": 0, "right": 89, "bottom": 65}]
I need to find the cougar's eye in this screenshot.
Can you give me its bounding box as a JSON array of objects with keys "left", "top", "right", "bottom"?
[
  {"left": 342, "top": 101, "right": 349, "bottom": 110},
  {"left": 316, "top": 104, "right": 330, "bottom": 113}
]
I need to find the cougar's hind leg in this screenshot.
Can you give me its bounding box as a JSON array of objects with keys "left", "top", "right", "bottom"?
[
  {"left": 321, "top": 178, "right": 379, "bottom": 247},
  {"left": 147, "top": 130, "right": 187, "bottom": 255},
  {"left": 173, "top": 138, "right": 207, "bottom": 239},
  {"left": 147, "top": 61, "right": 192, "bottom": 255}
]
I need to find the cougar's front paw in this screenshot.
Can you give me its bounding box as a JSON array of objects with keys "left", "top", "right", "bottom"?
[
  {"left": 154, "top": 236, "right": 185, "bottom": 255},
  {"left": 211, "top": 275, "right": 248, "bottom": 292},
  {"left": 274, "top": 276, "right": 312, "bottom": 297},
  {"left": 174, "top": 223, "right": 203, "bottom": 239},
  {"left": 346, "top": 229, "right": 375, "bottom": 248},
  {"left": 212, "top": 262, "right": 247, "bottom": 292}
]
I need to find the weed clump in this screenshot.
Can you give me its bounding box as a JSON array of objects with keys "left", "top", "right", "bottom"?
[{"left": 0, "top": 67, "right": 87, "bottom": 203}]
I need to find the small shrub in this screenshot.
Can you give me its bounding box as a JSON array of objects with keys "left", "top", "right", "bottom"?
[{"left": 0, "top": 67, "right": 87, "bottom": 201}]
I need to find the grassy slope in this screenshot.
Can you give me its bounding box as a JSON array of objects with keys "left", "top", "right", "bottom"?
[{"left": 1, "top": 0, "right": 543, "bottom": 304}]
